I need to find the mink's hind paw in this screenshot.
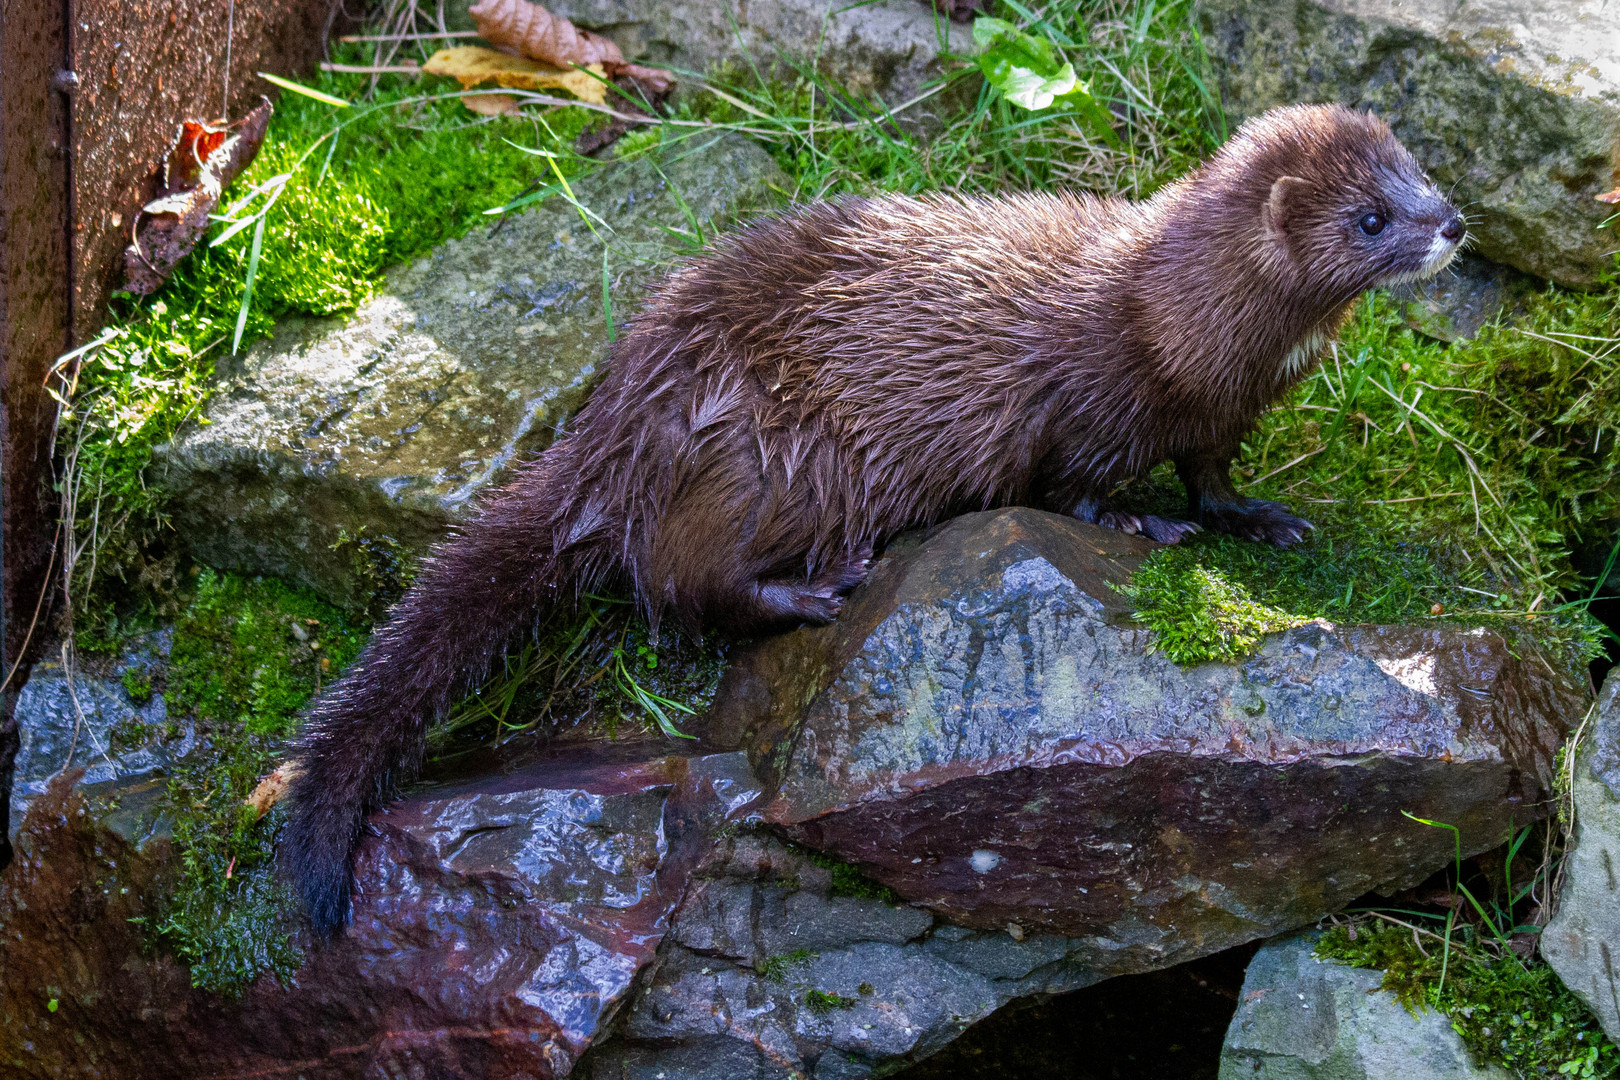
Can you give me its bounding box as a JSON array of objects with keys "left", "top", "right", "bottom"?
[
  {"left": 1097, "top": 510, "right": 1203, "bottom": 545},
  {"left": 1200, "top": 498, "right": 1314, "bottom": 547}
]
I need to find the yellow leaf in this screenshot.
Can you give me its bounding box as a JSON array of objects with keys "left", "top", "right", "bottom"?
[{"left": 422, "top": 46, "right": 607, "bottom": 105}]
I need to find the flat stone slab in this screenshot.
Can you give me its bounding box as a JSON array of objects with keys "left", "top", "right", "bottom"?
[
  {"left": 1542, "top": 669, "right": 1620, "bottom": 1044},
  {"left": 709, "top": 508, "right": 1586, "bottom": 974},
  {"left": 1197, "top": 0, "right": 1620, "bottom": 286},
  {"left": 155, "top": 135, "right": 784, "bottom": 610},
  {"left": 0, "top": 741, "right": 759, "bottom": 1079},
  {"left": 1220, "top": 931, "right": 1511, "bottom": 1079}
]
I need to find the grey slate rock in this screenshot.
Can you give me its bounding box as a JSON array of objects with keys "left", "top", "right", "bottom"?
[
  {"left": 155, "top": 135, "right": 784, "bottom": 611},
  {"left": 1543, "top": 670, "right": 1620, "bottom": 1044},
  {"left": 710, "top": 508, "right": 1583, "bottom": 973},
  {"left": 545, "top": 0, "right": 974, "bottom": 109},
  {"left": 584, "top": 830, "right": 1102, "bottom": 1079},
  {"left": 7, "top": 630, "right": 191, "bottom": 841},
  {"left": 1220, "top": 931, "right": 1511, "bottom": 1079}
]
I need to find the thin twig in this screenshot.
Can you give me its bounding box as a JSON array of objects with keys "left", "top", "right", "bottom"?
[
  {"left": 339, "top": 29, "right": 478, "bottom": 42},
  {"left": 320, "top": 61, "right": 420, "bottom": 74}
]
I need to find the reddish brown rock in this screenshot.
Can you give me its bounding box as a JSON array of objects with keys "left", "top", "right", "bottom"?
[
  {"left": 710, "top": 508, "right": 1586, "bottom": 976},
  {"left": 0, "top": 741, "right": 758, "bottom": 1079}
]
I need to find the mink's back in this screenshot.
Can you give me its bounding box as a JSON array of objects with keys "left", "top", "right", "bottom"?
[{"left": 590, "top": 191, "right": 1158, "bottom": 532}]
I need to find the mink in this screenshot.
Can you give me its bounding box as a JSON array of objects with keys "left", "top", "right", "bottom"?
[{"left": 283, "top": 103, "right": 1466, "bottom": 934}]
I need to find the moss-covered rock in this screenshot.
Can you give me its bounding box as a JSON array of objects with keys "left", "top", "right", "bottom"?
[
  {"left": 1197, "top": 0, "right": 1619, "bottom": 287},
  {"left": 1220, "top": 931, "right": 1513, "bottom": 1079},
  {"left": 1542, "top": 669, "right": 1620, "bottom": 1045},
  {"left": 7, "top": 632, "right": 188, "bottom": 839},
  {"left": 154, "top": 135, "right": 785, "bottom": 612}
]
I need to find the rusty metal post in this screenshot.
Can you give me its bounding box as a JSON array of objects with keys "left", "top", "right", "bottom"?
[
  {"left": 0, "top": 0, "right": 72, "bottom": 866},
  {"left": 70, "top": 0, "right": 338, "bottom": 330},
  {"left": 0, "top": 0, "right": 336, "bottom": 866}
]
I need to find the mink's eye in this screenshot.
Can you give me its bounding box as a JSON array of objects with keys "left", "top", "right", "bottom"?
[{"left": 1358, "top": 212, "right": 1386, "bottom": 236}]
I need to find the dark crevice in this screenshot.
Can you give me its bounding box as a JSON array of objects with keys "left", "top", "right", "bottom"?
[{"left": 891, "top": 941, "right": 1261, "bottom": 1080}]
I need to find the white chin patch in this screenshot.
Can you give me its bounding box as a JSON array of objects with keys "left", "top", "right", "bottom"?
[
  {"left": 1282, "top": 328, "right": 1330, "bottom": 378},
  {"left": 1381, "top": 231, "right": 1463, "bottom": 287}
]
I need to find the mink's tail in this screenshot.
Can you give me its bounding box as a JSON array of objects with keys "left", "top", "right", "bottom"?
[{"left": 280, "top": 450, "right": 614, "bottom": 935}]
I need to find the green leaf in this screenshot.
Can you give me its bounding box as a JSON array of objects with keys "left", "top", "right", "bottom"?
[{"left": 973, "top": 17, "right": 1079, "bottom": 111}]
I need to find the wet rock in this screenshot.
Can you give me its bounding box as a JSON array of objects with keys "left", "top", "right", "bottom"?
[
  {"left": 583, "top": 830, "right": 1101, "bottom": 1079},
  {"left": 1196, "top": 0, "right": 1620, "bottom": 287},
  {"left": 7, "top": 631, "right": 191, "bottom": 841},
  {"left": 0, "top": 741, "right": 758, "bottom": 1079},
  {"left": 545, "top": 0, "right": 974, "bottom": 108},
  {"left": 710, "top": 507, "right": 1584, "bottom": 975},
  {"left": 1220, "top": 931, "right": 1510, "bottom": 1078},
  {"left": 1542, "top": 670, "right": 1620, "bottom": 1043},
  {"left": 155, "top": 135, "right": 784, "bottom": 611}
]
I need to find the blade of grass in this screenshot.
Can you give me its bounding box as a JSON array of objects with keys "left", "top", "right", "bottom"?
[
  {"left": 258, "top": 71, "right": 352, "bottom": 108},
  {"left": 231, "top": 213, "right": 267, "bottom": 355}
]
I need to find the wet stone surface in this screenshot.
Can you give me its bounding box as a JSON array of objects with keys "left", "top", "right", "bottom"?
[
  {"left": 583, "top": 830, "right": 1102, "bottom": 1080},
  {"left": 154, "top": 135, "right": 784, "bottom": 611},
  {"left": 6, "top": 630, "right": 190, "bottom": 841},
  {"left": 0, "top": 741, "right": 759, "bottom": 1079},
  {"left": 711, "top": 507, "right": 1584, "bottom": 973}
]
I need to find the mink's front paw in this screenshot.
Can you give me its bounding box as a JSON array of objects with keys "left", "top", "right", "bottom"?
[{"left": 1200, "top": 498, "right": 1314, "bottom": 546}]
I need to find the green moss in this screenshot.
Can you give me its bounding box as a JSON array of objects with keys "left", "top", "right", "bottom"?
[
  {"left": 329, "top": 526, "right": 419, "bottom": 623},
  {"left": 143, "top": 569, "right": 365, "bottom": 996},
  {"left": 120, "top": 666, "right": 154, "bottom": 705},
  {"left": 789, "top": 844, "right": 903, "bottom": 904},
  {"left": 431, "top": 597, "right": 728, "bottom": 749},
  {"left": 1120, "top": 283, "right": 1617, "bottom": 665},
  {"left": 758, "top": 948, "right": 817, "bottom": 980},
  {"left": 1316, "top": 922, "right": 1620, "bottom": 1079},
  {"left": 1116, "top": 546, "right": 1305, "bottom": 663},
  {"left": 805, "top": 988, "right": 858, "bottom": 1014}
]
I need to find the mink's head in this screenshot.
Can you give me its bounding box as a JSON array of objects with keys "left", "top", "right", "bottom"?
[{"left": 1222, "top": 105, "right": 1466, "bottom": 300}]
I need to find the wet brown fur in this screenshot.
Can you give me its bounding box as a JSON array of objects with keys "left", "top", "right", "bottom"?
[{"left": 284, "top": 104, "right": 1465, "bottom": 933}]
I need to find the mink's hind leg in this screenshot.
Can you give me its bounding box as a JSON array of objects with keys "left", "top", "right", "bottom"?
[
  {"left": 1176, "top": 450, "right": 1313, "bottom": 546},
  {"left": 730, "top": 544, "right": 874, "bottom": 631},
  {"left": 1072, "top": 495, "right": 1203, "bottom": 545}
]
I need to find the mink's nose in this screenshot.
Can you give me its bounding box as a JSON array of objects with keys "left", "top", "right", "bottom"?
[{"left": 1440, "top": 215, "right": 1465, "bottom": 242}]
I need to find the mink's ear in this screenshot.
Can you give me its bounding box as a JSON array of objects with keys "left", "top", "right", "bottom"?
[{"left": 1262, "top": 175, "right": 1312, "bottom": 237}]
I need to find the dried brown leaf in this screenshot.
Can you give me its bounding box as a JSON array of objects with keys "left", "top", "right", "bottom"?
[
  {"left": 469, "top": 0, "right": 622, "bottom": 68},
  {"left": 461, "top": 92, "right": 522, "bottom": 116},
  {"left": 244, "top": 761, "right": 303, "bottom": 819},
  {"left": 422, "top": 45, "right": 608, "bottom": 105},
  {"left": 468, "top": 0, "right": 674, "bottom": 95},
  {"left": 122, "top": 98, "right": 273, "bottom": 295}
]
